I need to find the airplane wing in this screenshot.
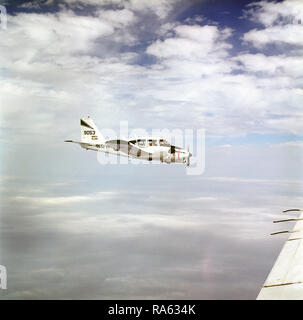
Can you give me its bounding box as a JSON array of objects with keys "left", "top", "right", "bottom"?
[
  {"left": 257, "top": 210, "right": 303, "bottom": 300},
  {"left": 106, "top": 140, "right": 152, "bottom": 159}
]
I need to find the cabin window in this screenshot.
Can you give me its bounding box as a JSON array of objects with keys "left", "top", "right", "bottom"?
[
  {"left": 148, "top": 139, "right": 158, "bottom": 146},
  {"left": 137, "top": 139, "right": 146, "bottom": 147},
  {"left": 159, "top": 139, "right": 170, "bottom": 147}
]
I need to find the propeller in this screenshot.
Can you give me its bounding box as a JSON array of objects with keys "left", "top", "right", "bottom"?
[{"left": 187, "top": 146, "right": 191, "bottom": 167}]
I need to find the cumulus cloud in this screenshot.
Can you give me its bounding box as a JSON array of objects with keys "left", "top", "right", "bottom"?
[
  {"left": 243, "top": 24, "right": 303, "bottom": 48},
  {"left": 0, "top": 7, "right": 143, "bottom": 140},
  {"left": 3, "top": 11, "right": 115, "bottom": 56},
  {"left": 235, "top": 53, "right": 303, "bottom": 77},
  {"left": 1, "top": 0, "right": 302, "bottom": 140},
  {"left": 147, "top": 24, "right": 232, "bottom": 59},
  {"left": 243, "top": 0, "right": 303, "bottom": 48},
  {"left": 245, "top": 0, "right": 303, "bottom": 27},
  {"left": 63, "top": 0, "right": 182, "bottom": 19},
  {"left": 98, "top": 8, "right": 136, "bottom": 27}
]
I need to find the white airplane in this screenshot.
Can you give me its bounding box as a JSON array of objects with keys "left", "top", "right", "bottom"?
[
  {"left": 65, "top": 116, "right": 192, "bottom": 166},
  {"left": 257, "top": 209, "right": 303, "bottom": 300}
]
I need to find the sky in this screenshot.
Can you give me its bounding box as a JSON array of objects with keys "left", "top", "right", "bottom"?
[{"left": 0, "top": 0, "right": 303, "bottom": 299}]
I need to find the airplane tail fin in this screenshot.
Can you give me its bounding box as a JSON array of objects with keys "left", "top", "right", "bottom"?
[{"left": 80, "top": 116, "right": 106, "bottom": 144}]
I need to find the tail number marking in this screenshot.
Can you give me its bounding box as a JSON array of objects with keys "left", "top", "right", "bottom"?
[{"left": 84, "top": 130, "right": 95, "bottom": 135}]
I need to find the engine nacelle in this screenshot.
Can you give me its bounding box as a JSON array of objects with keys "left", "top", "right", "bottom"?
[{"left": 164, "top": 154, "right": 175, "bottom": 164}]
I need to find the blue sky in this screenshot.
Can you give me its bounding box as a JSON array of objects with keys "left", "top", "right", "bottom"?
[{"left": 0, "top": 0, "right": 303, "bottom": 299}]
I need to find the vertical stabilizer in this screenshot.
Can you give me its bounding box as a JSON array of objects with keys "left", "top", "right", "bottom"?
[{"left": 80, "top": 116, "right": 106, "bottom": 144}]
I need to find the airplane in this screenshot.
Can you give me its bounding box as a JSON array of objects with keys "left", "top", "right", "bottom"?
[
  {"left": 65, "top": 116, "right": 192, "bottom": 166},
  {"left": 257, "top": 208, "right": 303, "bottom": 300}
]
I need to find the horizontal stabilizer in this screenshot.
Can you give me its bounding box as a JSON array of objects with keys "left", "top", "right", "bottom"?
[{"left": 64, "top": 140, "right": 93, "bottom": 148}]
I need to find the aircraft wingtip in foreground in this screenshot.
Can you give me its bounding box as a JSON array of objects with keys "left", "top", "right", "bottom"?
[
  {"left": 257, "top": 208, "right": 303, "bottom": 300},
  {"left": 65, "top": 116, "right": 192, "bottom": 166}
]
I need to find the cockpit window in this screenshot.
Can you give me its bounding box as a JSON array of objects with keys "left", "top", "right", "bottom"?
[{"left": 130, "top": 139, "right": 146, "bottom": 147}]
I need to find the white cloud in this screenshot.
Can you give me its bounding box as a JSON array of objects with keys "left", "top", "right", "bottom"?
[
  {"left": 63, "top": 0, "right": 181, "bottom": 19},
  {"left": 235, "top": 53, "right": 303, "bottom": 77},
  {"left": 0, "top": 9, "right": 137, "bottom": 61},
  {"left": 246, "top": 0, "right": 303, "bottom": 27},
  {"left": 0, "top": 0, "right": 303, "bottom": 143},
  {"left": 243, "top": 0, "right": 303, "bottom": 48},
  {"left": 14, "top": 191, "right": 116, "bottom": 205},
  {"left": 147, "top": 24, "right": 232, "bottom": 60},
  {"left": 127, "top": 0, "right": 180, "bottom": 19},
  {"left": 0, "top": 8, "right": 143, "bottom": 139},
  {"left": 243, "top": 24, "right": 303, "bottom": 48},
  {"left": 98, "top": 8, "right": 136, "bottom": 27}
]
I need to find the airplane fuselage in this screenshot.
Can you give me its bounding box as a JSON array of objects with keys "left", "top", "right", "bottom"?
[
  {"left": 65, "top": 117, "right": 192, "bottom": 166},
  {"left": 80, "top": 139, "right": 190, "bottom": 164}
]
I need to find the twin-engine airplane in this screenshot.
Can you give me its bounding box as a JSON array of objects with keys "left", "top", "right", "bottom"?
[{"left": 65, "top": 116, "right": 192, "bottom": 166}]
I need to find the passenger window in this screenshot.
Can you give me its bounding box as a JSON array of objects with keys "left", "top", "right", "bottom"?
[
  {"left": 159, "top": 139, "right": 170, "bottom": 147},
  {"left": 148, "top": 140, "right": 157, "bottom": 146},
  {"left": 138, "top": 140, "right": 145, "bottom": 147}
]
